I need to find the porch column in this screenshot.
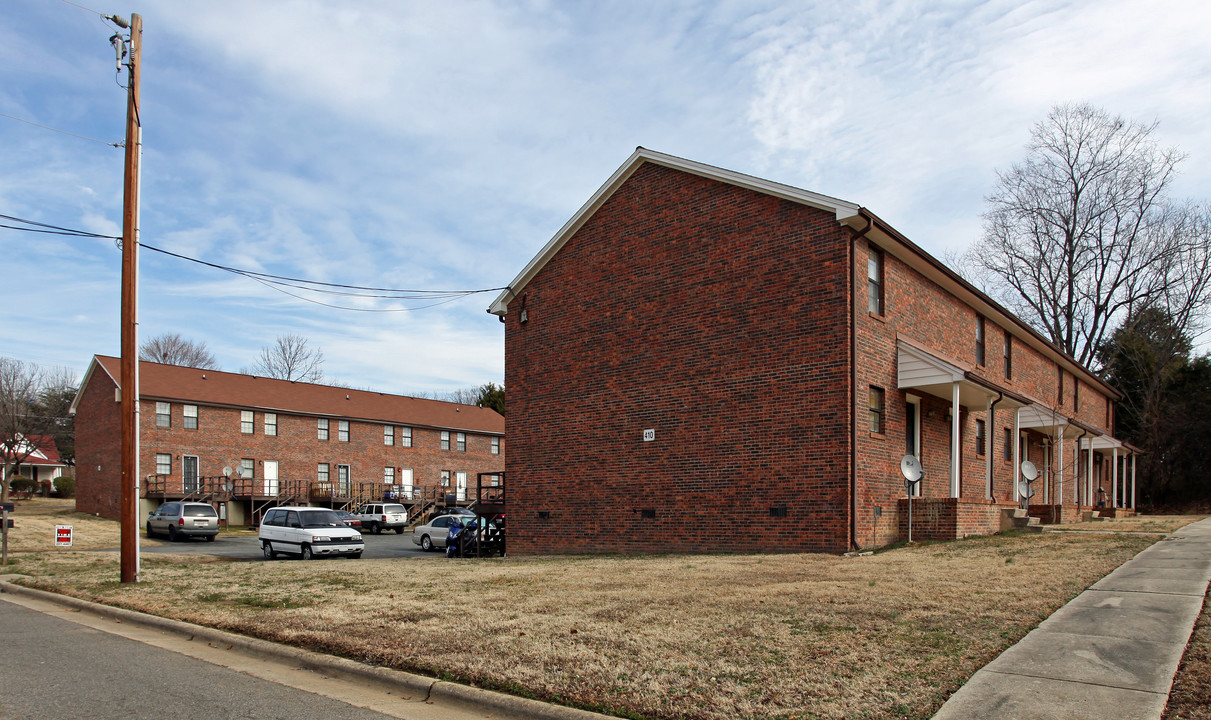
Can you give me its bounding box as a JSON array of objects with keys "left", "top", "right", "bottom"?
[
  {"left": 1123, "top": 452, "right": 1133, "bottom": 510},
  {"left": 1012, "top": 409, "right": 1022, "bottom": 501},
  {"left": 1112, "top": 447, "right": 1119, "bottom": 508},
  {"left": 951, "top": 381, "right": 961, "bottom": 498},
  {"left": 986, "top": 399, "right": 995, "bottom": 500},
  {"left": 1056, "top": 426, "right": 1064, "bottom": 507},
  {"left": 1086, "top": 438, "right": 1095, "bottom": 508}
]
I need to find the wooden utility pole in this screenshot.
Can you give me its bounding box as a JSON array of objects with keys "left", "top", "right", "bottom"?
[{"left": 119, "top": 13, "right": 143, "bottom": 584}]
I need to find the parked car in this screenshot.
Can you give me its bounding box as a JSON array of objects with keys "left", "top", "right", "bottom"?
[
  {"left": 412, "top": 514, "right": 470, "bottom": 551},
  {"left": 146, "top": 501, "right": 219, "bottom": 542},
  {"left": 333, "top": 509, "right": 362, "bottom": 531},
  {"left": 440, "top": 507, "right": 477, "bottom": 519},
  {"left": 354, "top": 503, "right": 409, "bottom": 534},
  {"left": 259, "top": 506, "right": 364, "bottom": 560}
]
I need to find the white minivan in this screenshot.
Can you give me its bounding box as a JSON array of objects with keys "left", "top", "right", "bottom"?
[{"left": 259, "top": 506, "right": 364, "bottom": 560}]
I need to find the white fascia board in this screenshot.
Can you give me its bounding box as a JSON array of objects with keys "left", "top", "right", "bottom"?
[{"left": 487, "top": 148, "right": 862, "bottom": 316}]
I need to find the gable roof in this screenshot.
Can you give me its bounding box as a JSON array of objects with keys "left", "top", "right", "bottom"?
[
  {"left": 2, "top": 434, "right": 64, "bottom": 466},
  {"left": 488, "top": 147, "right": 1118, "bottom": 399},
  {"left": 72, "top": 356, "right": 504, "bottom": 435}
]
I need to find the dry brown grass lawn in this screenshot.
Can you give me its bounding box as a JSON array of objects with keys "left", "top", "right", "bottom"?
[
  {"left": 1164, "top": 593, "right": 1211, "bottom": 720},
  {"left": 1051, "top": 515, "right": 1208, "bottom": 534},
  {"left": 11, "top": 511, "right": 1199, "bottom": 720}
]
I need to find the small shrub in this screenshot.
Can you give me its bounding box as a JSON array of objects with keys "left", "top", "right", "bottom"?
[
  {"left": 9, "top": 476, "right": 36, "bottom": 494},
  {"left": 54, "top": 476, "right": 75, "bottom": 498}
]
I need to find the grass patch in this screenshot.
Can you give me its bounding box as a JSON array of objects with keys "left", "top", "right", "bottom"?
[{"left": 6, "top": 504, "right": 1200, "bottom": 720}]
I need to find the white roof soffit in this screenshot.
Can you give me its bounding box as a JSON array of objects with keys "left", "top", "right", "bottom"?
[
  {"left": 487, "top": 148, "right": 862, "bottom": 315},
  {"left": 897, "top": 342, "right": 1004, "bottom": 407},
  {"left": 1018, "top": 404, "right": 1073, "bottom": 434},
  {"left": 1089, "top": 435, "right": 1125, "bottom": 452}
]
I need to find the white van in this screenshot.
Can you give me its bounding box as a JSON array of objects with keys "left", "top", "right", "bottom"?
[{"left": 259, "top": 506, "right": 364, "bottom": 560}]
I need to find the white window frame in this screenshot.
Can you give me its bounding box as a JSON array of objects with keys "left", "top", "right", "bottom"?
[
  {"left": 457, "top": 432, "right": 466, "bottom": 452},
  {"left": 264, "top": 412, "right": 277, "bottom": 437},
  {"left": 441, "top": 431, "right": 450, "bottom": 450},
  {"left": 155, "top": 453, "right": 171, "bottom": 475},
  {"left": 384, "top": 425, "right": 394, "bottom": 446},
  {"left": 401, "top": 426, "right": 413, "bottom": 448},
  {"left": 240, "top": 458, "right": 255, "bottom": 480},
  {"left": 384, "top": 466, "right": 395, "bottom": 484},
  {"left": 241, "top": 410, "right": 254, "bottom": 434},
  {"left": 338, "top": 420, "right": 349, "bottom": 442},
  {"left": 318, "top": 418, "right": 329, "bottom": 440},
  {"left": 156, "top": 401, "right": 171, "bottom": 428},
  {"left": 491, "top": 436, "right": 500, "bottom": 455},
  {"left": 183, "top": 404, "right": 197, "bottom": 430}
]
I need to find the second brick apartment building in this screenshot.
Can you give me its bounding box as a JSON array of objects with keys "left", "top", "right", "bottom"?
[{"left": 72, "top": 355, "right": 505, "bottom": 527}]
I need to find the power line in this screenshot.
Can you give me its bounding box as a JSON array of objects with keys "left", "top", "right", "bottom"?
[
  {"left": 0, "top": 212, "right": 506, "bottom": 310},
  {"left": 0, "top": 112, "right": 123, "bottom": 148}
]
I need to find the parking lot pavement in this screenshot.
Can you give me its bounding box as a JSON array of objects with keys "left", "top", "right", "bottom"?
[{"left": 138, "top": 532, "right": 438, "bottom": 560}]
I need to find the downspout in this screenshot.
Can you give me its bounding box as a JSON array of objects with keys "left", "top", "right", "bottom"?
[
  {"left": 848, "top": 212, "right": 873, "bottom": 551},
  {"left": 987, "top": 391, "right": 1003, "bottom": 501}
]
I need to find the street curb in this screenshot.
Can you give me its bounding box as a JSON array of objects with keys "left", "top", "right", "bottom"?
[{"left": 0, "top": 579, "right": 612, "bottom": 720}]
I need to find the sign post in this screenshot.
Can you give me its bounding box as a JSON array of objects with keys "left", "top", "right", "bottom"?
[
  {"left": 55, "top": 525, "right": 73, "bottom": 548},
  {"left": 1, "top": 502, "right": 12, "bottom": 565}
]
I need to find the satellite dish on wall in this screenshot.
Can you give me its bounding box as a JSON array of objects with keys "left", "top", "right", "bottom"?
[
  {"left": 900, "top": 455, "right": 923, "bottom": 483},
  {"left": 222, "top": 466, "right": 233, "bottom": 477},
  {"left": 1018, "top": 481, "right": 1036, "bottom": 499},
  {"left": 1021, "top": 460, "right": 1039, "bottom": 481}
]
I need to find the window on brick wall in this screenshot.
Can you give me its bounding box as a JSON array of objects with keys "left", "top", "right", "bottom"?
[
  {"left": 440, "top": 469, "right": 450, "bottom": 487},
  {"left": 241, "top": 458, "right": 255, "bottom": 480},
  {"left": 184, "top": 404, "right": 197, "bottom": 430},
  {"left": 1004, "top": 330, "right": 1013, "bottom": 380},
  {"left": 1058, "top": 368, "right": 1064, "bottom": 404},
  {"left": 457, "top": 432, "right": 466, "bottom": 452},
  {"left": 318, "top": 418, "right": 329, "bottom": 440},
  {"left": 868, "top": 387, "right": 885, "bottom": 434},
  {"left": 338, "top": 420, "right": 349, "bottom": 442},
  {"left": 1003, "top": 428, "right": 1012, "bottom": 461},
  {"left": 867, "top": 248, "right": 884, "bottom": 315},
  {"left": 401, "top": 426, "right": 413, "bottom": 448},
  {"left": 264, "top": 413, "right": 277, "bottom": 436},
  {"left": 384, "top": 425, "right": 394, "bottom": 446},
  {"left": 491, "top": 436, "right": 500, "bottom": 455},
  {"left": 441, "top": 431, "right": 450, "bottom": 450},
  {"left": 975, "top": 419, "right": 986, "bottom": 456},
  {"left": 317, "top": 463, "right": 329, "bottom": 484},
  {"left": 1074, "top": 381, "right": 1080, "bottom": 412},
  {"left": 156, "top": 401, "right": 170, "bottom": 427},
  {"left": 384, "top": 466, "right": 395, "bottom": 484},
  {"left": 241, "top": 410, "right": 254, "bottom": 434},
  {"left": 976, "top": 316, "right": 986, "bottom": 366},
  {"left": 155, "top": 453, "right": 171, "bottom": 475}
]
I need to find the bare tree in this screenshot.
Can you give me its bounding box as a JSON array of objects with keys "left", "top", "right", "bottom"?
[
  {"left": 0, "top": 358, "right": 64, "bottom": 502},
  {"left": 961, "top": 104, "right": 1211, "bottom": 368},
  {"left": 249, "top": 334, "right": 325, "bottom": 383},
  {"left": 140, "top": 332, "right": 220, "bottom": 369}
]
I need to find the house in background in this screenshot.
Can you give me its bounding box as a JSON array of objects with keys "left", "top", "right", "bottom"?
[
  {"left": 489, "top": 148, "right": 1136, "bottom": 555},
  {"left": 4, "top": 434, "right": 68, "bottom": 492},
  {"left": 71, "top": 355, "right": 504, "bottom": 526}
]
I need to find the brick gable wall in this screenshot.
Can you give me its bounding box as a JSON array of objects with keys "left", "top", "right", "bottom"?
[{"left": 506, "top": 162, "right": 853, "bottom": 554}]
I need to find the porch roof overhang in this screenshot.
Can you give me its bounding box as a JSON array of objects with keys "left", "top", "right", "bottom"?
[
  {"left": 1018, "top": 403, "right": 1083, "bottom": 438},
  {"left": 896, "top": 341, "right": 1028, "bottom": 409}
]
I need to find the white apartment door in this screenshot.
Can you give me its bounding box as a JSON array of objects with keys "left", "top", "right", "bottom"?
[
  {"left": 455, "top": 471, "right": 467, "bottom": 502},
  {"left": 262, "top": 461, "right": 279, "bottom": 496},
  {"left": 401, "top": 468, "right": 414, "bottom": 501}
]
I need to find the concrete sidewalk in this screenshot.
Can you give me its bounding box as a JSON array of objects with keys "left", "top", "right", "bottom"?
[{"left": 934, "top": 518, "right": 1211, "bottom": 720}]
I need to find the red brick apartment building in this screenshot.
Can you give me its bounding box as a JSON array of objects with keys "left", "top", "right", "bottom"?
[
  {"left": 71, "top": 356, "right": 504, "bottom": 527},
  {"left": 489, "top": 148, "right": 1137, "bottom": 555}
]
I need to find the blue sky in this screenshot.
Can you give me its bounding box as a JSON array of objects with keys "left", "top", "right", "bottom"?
[{"left": 4, "top": 0, "right": 1211, "bottom": 395}]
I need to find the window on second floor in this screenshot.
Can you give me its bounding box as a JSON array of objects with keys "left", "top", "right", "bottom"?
[
  {"left": 240, "top": 410, "right": 254, "bottom": 434},
  {"left": 441, "top": 431, "right": 450, "bottom": 451},
  {"left": 318, "top": 418, "right": 329, "bottom": 441},
  {"left": 976, "top": 316, "right": 986, "bottom": 367},
  {"left": 384, "top": 425, "right": 394, "bottom": 446},
  {"left": 338, "top": 420, "right": 349, "bottom": 442},
  {"left": 491, "top": 437, "right": 500, "bottom": 455},
  {"left": 155, "top": 401, "right": 170, "bottom": 428},
  {"left": 264, "top": 413, "right": 277, "bottom": 436},
  {"left": 1004, "top": 330, "right": 1013, "bottom": 380},
  {"left": 867, "top": 247, "right": 884, "bottom": 315},
  {"left": 401, "top": 426, "right": 413, "bottom": 448},
  {"left": 456, "top": 432, "right": 466, "bottom": 452},
  {"left": 183, "top": 404, "right": 197, "bottom": 430}
]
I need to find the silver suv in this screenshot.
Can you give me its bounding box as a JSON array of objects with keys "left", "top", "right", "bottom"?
[
  {"left": 354, "top": 503, "right": 409, "bottom": 534},
  {"left": 147, "top": 501, "right": 219, "bottom": 542}
]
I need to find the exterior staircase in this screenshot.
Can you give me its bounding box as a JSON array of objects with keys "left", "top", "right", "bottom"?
[{"left": 1001, "top": 507, "right": 1043, "bottom": 533}]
